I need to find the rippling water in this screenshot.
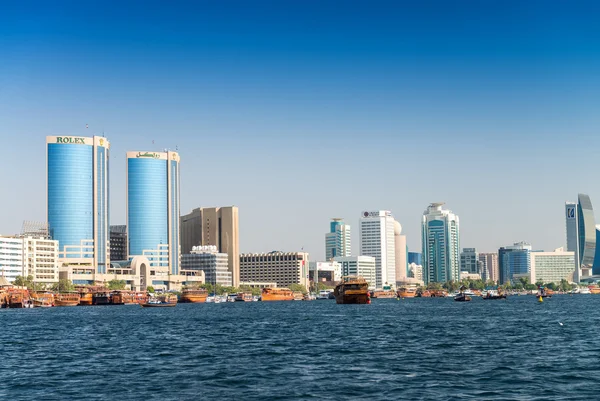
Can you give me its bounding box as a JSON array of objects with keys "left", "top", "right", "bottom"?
[{"left": 1, "top": 295, "right": 599, "bottom": 400}]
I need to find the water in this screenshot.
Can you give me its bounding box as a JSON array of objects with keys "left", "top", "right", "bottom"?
[{"left": 1, "top": 296, "right": 599, "bottom": 400}]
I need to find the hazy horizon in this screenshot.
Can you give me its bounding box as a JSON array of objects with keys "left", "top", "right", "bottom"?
[{"left": 2, "top": 1, "right": 600, "bottom": 260}]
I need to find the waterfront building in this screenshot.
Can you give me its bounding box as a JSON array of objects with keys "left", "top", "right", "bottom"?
[
  {"left": 565, "top": 194, "right": 596, "bottom": 282},
  {"left": 109, "top": 225, "right": 127, "bottom": 261},
  {"left": 479, "top": 253, "right": 499, "bottom": 283},
  {"left": 460, "top": 271, "right": 481, "bottom": 281},
  {"left": 180, "top": 206, "right": 240, "bottom": 287},
  {"left": 309, "top": 261, "right": 342, "bottom": 285},
  {"left": 127, "top": 151, "right": 180, "bottom": 275},
  {"left": 359, "top": 210, "right": 396, "bottom": 288},
  {"left": 531, "top": 248, "right": 576, "bottom": 284},
  {"left": 408, "top": 262, "right": 423, "bottom": 281},
  {"left": 333, "top": 256, "right": 376, "bottom": 289},
  {"left": 460, "top": 248, "right": 479, "bottom": 274},
  {"left": 593, "top": 226, "right": 600, "bottom": 276},
  {"left": 181, "top": 245, "right": 232, "bottom": 287},
  {"left": 0, "top": 236, "right": 59, "bottom": 285},
  {"left": 325, "top": 218, "right": 351, "bottom": 260},
  {"left": 394, "top": 221, "right": 408, "bottom": 284},
  {"left": 47, "top": 135, "right": 110, "bottom": 274},
  {"left": 239, "top": 251, "right": 309, "bottom": 289},
  {"left": 408, "top": 252, "right": 422, "bottom": 266},
  {"left": 498, "top": 242, "right": 532, "bottom": 284},
  {"left": 421, "top": 203, "right": 460, "bottom": 284}
]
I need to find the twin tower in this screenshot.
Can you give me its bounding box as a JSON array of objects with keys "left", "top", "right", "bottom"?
[{"left": 46, "top": 136, "right": 180, "bottom": 274}]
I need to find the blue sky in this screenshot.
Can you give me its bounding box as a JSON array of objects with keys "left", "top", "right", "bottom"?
[{"left": 1, "top": 1, "right": 600, "bottom": 259}]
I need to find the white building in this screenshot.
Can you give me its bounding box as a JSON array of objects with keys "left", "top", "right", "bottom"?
[
  {"left": 325, "top": 218, "right": 351, "bottom": 260},
  {"left": 334, "top": 256, "right": 376, "bottom": 289},
  {"left": 239, "top": 251, "right": 309, "bottom": 289},
  {"left": 531, "top": 248, "right": 576, "bottom": 284},
  {"left": 181, "top": 245, "right": 232, "bottom": 286},
  {"left": 0, "top": 236, "right": 59, "bottom": 285},
  {"left": 421, "top": 203, "right": 460, "bottom": 284},
  {"left": 359, "top": 210, "right": 396, "bottom": 289},
  {"left": 408, "top": 262, "right": 423, "bottom": 282},
  {"left": 0, "top": 237, "right": 24, "bottom": 283},
  {"left": 309, "top": 261, "right": 342, "bottom": 284}
]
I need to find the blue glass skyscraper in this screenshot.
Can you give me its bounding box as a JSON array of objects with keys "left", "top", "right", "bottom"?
[
  {"left": 47, "top": 135, "right": 110, "bottom": 274},
  {"left": 127, "top": 151, "right": 180, "bottom": 275},
  {"left": 565, "top": 194, "right": 596, "bottom": 282}
]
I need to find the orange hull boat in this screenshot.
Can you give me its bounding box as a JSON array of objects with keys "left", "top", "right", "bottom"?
[
  {"left": 261, "top": 288, "right": 294, "bottom": 301},
  {"left": 180, "top": 288, "right": 208, "bottom": 303},
  {"left": 397, "top": 287, "right": 417, "bottom": 298}
]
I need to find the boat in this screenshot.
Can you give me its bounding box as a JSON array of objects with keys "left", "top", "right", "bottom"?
[
  {"left": 430, "top": 289, "right": 448, "bottom": 298},
  {"left": 31, "top": 292, "right": 54, "bottom": 307},
  {"left": 317, "top": 290, "right": 333, "bottom": 300},
  {"left": 334, "top": 276, "right": 370, "bottom": 304},
  {"left": 589, "top": 286, "right": 600, "bottom": 294},
  {"left": 92, "top": 291, "right": 111, "bottom": 305},
  {"left": 418, "top": 290, "right": 432, "bottom": 297},
  {"left": 397, "top": 287, "right": 417, "bottom": 298},
  {"left": 235, "top": 292, "right": 253, "bottom": 302},
  {"left": 482, "top": 290, "right": 507, "bottom": 300},
  {"left": 54, "top": 292, "right": 80, "bottom": 307},
  {"left": 261, "top": 287, "right": 294, "bottom": 301},
  {"left": 79, "top": 292, "right": 93, "bottom": 305},
  {"left": 536, "top": 286, "right": 552, "bottom": 298},
  {"left": 110, "top": 291, "right": 136, "bottom": 305},
  {"left": 304, "top": 293, "right": 316, "bottom": 301},
  {"left": 292, "top": 291, "right": 304, "bottom": 301},
  {"left": 140, "top": 298, "right": 177, "bottom": 308},
  {"left": 454, "top": 287, "right": 472, "bottom": 302},
  {"left": 7, "top": 290, "right": 29, "bottom": 308},
  {"left": 579, "top": 287, "right": 591, "bottom": 295},
  {"left": 180, "top": 288, "right": 208, "bottom": 303},
  {"left": 372, "top": 289, "right": 396, "bottom": 298}
]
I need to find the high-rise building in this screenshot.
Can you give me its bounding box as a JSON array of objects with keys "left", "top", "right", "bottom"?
[
  {"left": 126, "top": 151, "right": 180, "bottom": 275},
  {"left": 309, "top": 261, "right": 342, "bottom": 284},
  {"left": 333, "top": 256, "right": 377, "bottom": 289},
  {"left": 565, "top": 194, "right": 596, "bottom": 282},
  {"left": 359, "top": 211, "right": 396, "bottom": 288},
  {"left": 593, "top": 225, "right": 600, "bottom": 276},
  {"left": 408, "top": 262, "right": 423, "bottom": 282},
  {"left": 498, "top": 242, "right": 532, "bottom": 284},
  {"left": 408, "top": 252, "right": 422, "bottom": 266},
  {"left": 325, "top": 218, "right": 351, "bottom": 260},
  {"left": 180, "top": 206, "right": 240, "bottom": 287},
  {"left": 109, "top": 225, "right": 128, "bottom": 261},
  {"left": 181, "top": 245, "right": 232, "bottom": 287},
  {"left": 47, "top": 135, "right": 110, "bottom": 274},
  {"left": 421, "top": 203, "right": 460, "bottom": 284},
  {"left": 531, "top": 248, "right": 576, "bottom": 284},
  {"left": 478, "top": 253, "right": 499, "bottom": 283},
  {"left": 394, "top": 221, "right": 408, "bottom": 283},
  {"left": 460, "top": 248, "right": 479, "bottom": 274},
  {"left": 239, "top": 251, "right": 309, "bottom": 289},
  {"left": 0, "top": 236, "right": 59, "bottom": 285}
]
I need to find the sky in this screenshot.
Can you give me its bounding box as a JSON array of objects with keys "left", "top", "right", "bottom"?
[{"left": 1, "top": 0, "right": 600, "bottom": 260}]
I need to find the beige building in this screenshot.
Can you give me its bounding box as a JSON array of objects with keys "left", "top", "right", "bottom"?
[
  {"left": 180, "top": 206, "right": 240, "bottom": 286},
  {"left": 479, "top": 253, "right": 499, "bottom": 283},
  {"left": 531, "top": 248, "right": 575, "bottom": 284},
  {"left": 0, "top": 236, "right": 59, "bottom": 285},
  {"left": 240, "top": 251, "right": 309, "bottom": 289}
]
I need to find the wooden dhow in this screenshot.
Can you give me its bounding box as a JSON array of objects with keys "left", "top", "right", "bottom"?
[{"left": 334, "top": 276, "right": 370, "bottom": 304}]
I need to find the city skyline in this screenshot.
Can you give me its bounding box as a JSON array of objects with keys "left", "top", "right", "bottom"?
[{"left": 2, "top": 1, "right": 600, "bottom": 260}]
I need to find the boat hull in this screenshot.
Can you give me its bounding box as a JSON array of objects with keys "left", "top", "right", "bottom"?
[
  {"left": 372, "top": 291, "right": 396, "bottom": 299},
  {"left": 79, "top": 293, "right": 93, "bottom": 305},
  {"left": 335, "top": 293, "right": 370, "bottom": 304},
  {"left": 140, "top": 303, "right": 176, "bottom": 308},
  {"left": 180, "top": 295, "right": 208, "bottom": 303},
  {"left": 54, "top": 300, "right": 79, "bottom": 307}
]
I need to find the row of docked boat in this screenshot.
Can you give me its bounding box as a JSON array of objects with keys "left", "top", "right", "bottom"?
[{"left": 0, "top": 288, "right": 152, "bottom": 308}]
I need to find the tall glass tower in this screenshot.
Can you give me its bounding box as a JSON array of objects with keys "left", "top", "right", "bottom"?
[
  {"left": 421, "top": 203, "right": 460, "bottom": 284},
  {"left": 127, "top": 151, "right": 180, "bottom": 275},
  {"left": 325, "top": 218, "right": 351, "bottom": 260},
  {"left": 566, "top": 194, "right": 596, "bottom": 282},
  {"left": 47, "top": 135, "right": 110, "bottom": 274}
]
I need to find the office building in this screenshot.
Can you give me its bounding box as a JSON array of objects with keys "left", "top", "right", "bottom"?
[
  {"left": 127, "top": 151, "right": 180, "bottom": 275},
  {"left": 0, "top": 236, "right": 59, "bottom": 285},
  {"left": 180, "top": 206, "right": 240, "bottom": 287},
  {"left": 408, "top": 252, "right": 422, "bottom": 266},
  {"left": 359, "top": 210, "right": 396, "bottom": 288},
  {"left": 593, "top": 225, "right": 600, "bottom": 276},
  {"left": 309, "top": 261, "right": 342, "bottom": 285},
  {"left": 421, "top": 203, "right": 460, "bottom": 284},
  {"left": 325, "top": 218, "right": 351, "bottom": 260},
  {"left": 394, "top": 221, "right": 408, "bottom": 283},
  {"left": 47, "top": 135, "right": 110, "bottom": 274},
  {"left": 181, "top": 245, "right": 232, "bottom": 287},
  {"left": 498, "top": 242, "right": 532, "bottom": 284},
  {"left": 479, "top": 253, "right": 499, "bottom": 283},
  {"left": 460, "top": 248, "right": 479, "bottom": 274},
  {"left": 565, "top": 194, "right": 596, "bottom": 282},
  {"left": 109, "top": 225, "right": 127, "bottom": 261},
  {"left": 531, "top": 248, "right": 576, "bottom": 284},
  {"left": 333, "top": 256, "right": 376, "bottom": 289},
  {"left": 239, "top": 251, "right": 309, "bottom": 289},
  {"left": 408, "top": 262, "right": 423, "bottom": 282}
]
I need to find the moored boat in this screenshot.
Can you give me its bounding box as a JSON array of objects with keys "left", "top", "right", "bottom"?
[
  {"left": 180, "top": 288, "right": 209, "bottom": 303},
  {"left": 31, "top": 292, "right": 54, "bottom": 307},
  {"left": 397, "top": 287, "right": 417, "bottom": 298},
  {"left": 235, "top": 292, "right": 253, "bottom": 302},
  {"left": 588, "top": 286, "right": 600, "bottom": 294},
  {"left": 454, "top": 293, "right": 472, "bottom": 302},
  {"left": 261, "top": 287, "right": 294, "bottom": 301},
  {"left": 110, "top": 291, "right": 135, "bottom": 305},
  {"left": 418, "top": 290, "right": 432, "bottom": 297},
  {"left": 140, "top": 299, "right": 177, "bottom": 308},
  {"left": 334, "top": 276, "right": 370, "bottom": 304},
  {"left": 372, "top": 289, "right": 396, "bottom": 298},
  {"left": 79, "top": 292, "right": 93, "bottom": 305},
  {"left": 317, "top": 290, "right": 333, "bottom": 300},
  {"left": 8, "top": 290, "right": 29, "bottom": 308},
  {"left": 292, "top": 291, "right": 304, "bottom": 301},
  {"left": 430, "top": 289, "right": 448, "bottom": 298},
  {"left": 482, "top": 290, "right": 507, "bottom": 300},
  {"left": 55, "top": 292, "right": 80, "bottom": 306},
  {"left": 92, "top": 291, "right": 111, "bottom": 305}
]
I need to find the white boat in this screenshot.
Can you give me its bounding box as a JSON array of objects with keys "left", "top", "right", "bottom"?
[
  {"left": 252, "top": 296, "right": 259, "bottom": 302},
  {"left": 317, "top": 290, "right": 333, "bottom": 300},
  {"left": 206, "top": 296, "right": 215, "bottom": 303},
  {"left": 579, "top": 288, "right": 591, "bottom": 294}
]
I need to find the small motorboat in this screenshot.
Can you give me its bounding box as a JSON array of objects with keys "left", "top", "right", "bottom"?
[
  {"left": 482, "top": 290, "right": 507, "bottom": 300},
  {"left": 140, "top": 300, "right": 176, "bottom": 308},
  {"left": 454, "top": 286, "right": 472, "bottom": 302}
]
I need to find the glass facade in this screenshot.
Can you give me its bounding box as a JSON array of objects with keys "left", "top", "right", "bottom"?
[
  {"left": 127, "top": 158, "right": 168, "bottom": 257},
  {"left": 169, "top": 159, "right": 179, "bottom": 275},
  {"left": 48, "top": 143, "right": 94, "bottom": 253},
  {"left": 96, "top": 145, "right": 108, "bottom": 273}
]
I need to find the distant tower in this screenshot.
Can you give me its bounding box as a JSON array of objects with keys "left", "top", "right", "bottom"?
[
  {"left": 565, "top": 194, "right": 596, "bottom": 282},
  {"left": 421, "top": 202, "right": 460, "bottom": 284},
  {"left": 360, "top": 211, "right": 396, "bottom": 288},
  {"left": 126, "top": 151, "right": 180, "bottom": 275},
  {"left": 325, "top": 218, "right": 351, "bottom": 260},
  {"left": 394, "top": 220, "right": 407, "bottom": 283}
]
